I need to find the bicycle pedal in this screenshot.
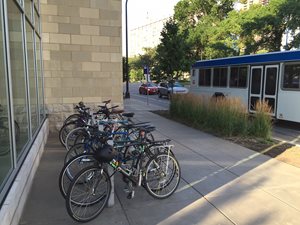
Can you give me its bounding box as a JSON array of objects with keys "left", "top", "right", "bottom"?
[{"left": 127, "top": 191, "right": 135, "bottom": 199}]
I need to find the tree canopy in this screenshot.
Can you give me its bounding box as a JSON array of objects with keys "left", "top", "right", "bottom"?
[{"left": 127, "top": 0, "right": 300, "bottom": 82}]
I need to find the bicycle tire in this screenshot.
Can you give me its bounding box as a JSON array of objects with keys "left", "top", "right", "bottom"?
[
  {"left": 64, "top": 114, "right": 81, "bottom": 125},
  {"left": 64, "top": 143, "right": 95, "bottom": 165},
  {"left": 59, "top": 153, "right": 96, "bottom": 198},
  {"left": 144, "top": 153, "right": 180, "bottom": 199},
  {"left": 59, "top": 121, "right": 78, "bottom": 146},
  {"left": 65, "top": 127, "right": 89, "bottom": 151},
  {"left": 66, "top": 165, "right": 111, "bottom": 222}
]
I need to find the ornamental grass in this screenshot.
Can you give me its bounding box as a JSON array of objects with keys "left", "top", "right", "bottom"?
[{"left": 169, "top": 94, "right": 272, "bottom": 139}]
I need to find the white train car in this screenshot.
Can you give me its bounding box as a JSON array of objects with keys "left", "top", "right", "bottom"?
[{"left": 190, "top": 50, "right": 300, "bottom": 123}]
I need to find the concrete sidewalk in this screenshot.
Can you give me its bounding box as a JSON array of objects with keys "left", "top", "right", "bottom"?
[{"left": 19, "top": 98, "right": 300, "bottom": 225}]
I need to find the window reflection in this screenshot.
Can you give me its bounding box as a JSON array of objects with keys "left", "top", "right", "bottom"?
[
  {"left": 0, "top": 6, "right": 12, "bottom": 191},
  {"left": 36, "top": 36, "right": 44, "bottom": 121},
  {"left": 8, "top": 0, "right": 29, "bottom": 157},
  {"left": 283, "top": 64, "right": 300, "bottom": 89},
  {"left": 26, "top": 22, "right": 38, "bottom": 133}
]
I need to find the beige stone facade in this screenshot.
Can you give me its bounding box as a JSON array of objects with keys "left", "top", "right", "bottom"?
[{"left": 41, "top": 0, "right": 123, "bottom": 131}]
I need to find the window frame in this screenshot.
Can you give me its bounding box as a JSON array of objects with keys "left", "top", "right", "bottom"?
[
  {"left": 281, "top": 62, "right": 300, "bottom": 91},
  {"left": 213, "top": 67, "right": 228, "bottom": 88},
  {"left": 229, "top": 66, "right": 248, "bottom": 89},
  {"left": 198, "top": 68, "right": 211, "bottom": 87}
]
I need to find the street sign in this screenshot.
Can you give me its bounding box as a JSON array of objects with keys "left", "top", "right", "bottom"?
[{"left": 143, "top": 66, "right": 150, "bottom": 82}]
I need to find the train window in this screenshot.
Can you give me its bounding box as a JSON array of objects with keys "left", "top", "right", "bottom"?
[
  {"left": 283, "top": 64, "right": 300, "bottom": 90},
  {"left": 213, "top": 67, "right": 227, "bottom": 87},
  {"left": 230, "top": 66, "right": 247, "bottom": 88},
  {"left": 199, "top": 68, "right": 211, "bottom": 86}
]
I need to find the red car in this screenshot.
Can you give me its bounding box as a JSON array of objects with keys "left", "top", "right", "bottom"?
[{"left": 139, "top": 83, "right": 158, "bottom": 95}]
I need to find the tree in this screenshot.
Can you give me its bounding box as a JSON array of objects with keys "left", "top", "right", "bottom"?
[
  {"left": 174, "top": 0, "right": 235, "bottom": 60},
  {"left": 155, "top": 18, "right": 191, "bottom": 82},
  {"left": 238, "top": 0, "right": 300, "bottom": 53},
  {"left": 127, "top": 47, "right": 159, "bottom": 82}
]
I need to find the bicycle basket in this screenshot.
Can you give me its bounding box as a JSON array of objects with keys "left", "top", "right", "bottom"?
[{"left": 94, "top": 144, "right": 117, "bottom": 163}]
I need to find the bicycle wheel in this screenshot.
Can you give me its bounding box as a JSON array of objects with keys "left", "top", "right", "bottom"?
[
  {"left": 0, "top": 117, "right": 11, "bottom": 156},
  {"left": 59, "top": 121, "right": 78, "bottom": 146},
  {"left": 66, "top": 165, "right": 111, "bottom": 222},
  {"left": 64, "top": 143, "right": 95, "bottom": 164},
  {"left": 144, "top": 153, "right": 180, "bottom": 199},
  {"left": 64, "top": 114, "right": 81, "bottom": 125},
  {"left": 65, "top": 127, "right": 89, "bottom": 151},
  {"left": 59, "top": 153, "right": 96, "bottom": 198}
]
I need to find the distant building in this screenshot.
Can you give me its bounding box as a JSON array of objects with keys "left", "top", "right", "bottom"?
[
  {"left": 129, "top": 18, "right": 169, "bottom": 57},
  {"left": 244, "top": 0, "right": 269, "bottom": 10}
]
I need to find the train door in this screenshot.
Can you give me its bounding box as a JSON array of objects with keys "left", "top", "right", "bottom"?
[{"left": 249, "top": 65, "right": 279, "bottom": 116}]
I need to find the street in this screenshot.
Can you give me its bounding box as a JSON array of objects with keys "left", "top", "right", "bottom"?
[
  {"left": 124, "top": 82, "right": 300, "bottom": 146},
  {"left": 124, "top": 82, "right": 170, "bottom": 110}
]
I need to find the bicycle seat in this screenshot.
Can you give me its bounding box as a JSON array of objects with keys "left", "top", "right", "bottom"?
[
  {"left": 112, "top": 109, "right": 124, "bottom": 114},
  {"left": 122, "top": 112, "right": 134, "bottom": 118},
  {"left": 102, "top": 100, "right": 111, "bottom": 104}
]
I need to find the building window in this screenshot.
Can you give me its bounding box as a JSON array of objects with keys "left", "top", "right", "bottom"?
[
  {"left": 230, "top": 66, "right": 247, "bottom": 88},
  {"left": 213, "top": 67, "right": 227, "bottom": 87},
  {"left": 0, "top": 0, "right": 44, "bottom": 205},
  {"left": 26, "top": 22, "right": 38, "bottom": 134},
  {"left": 283, "top": 63, "right": 300, "bottom": 90},
  {"left": 0, "top": 5, "right": 13, "bottom": 193},
  {"left": 8, "top": 0, "right": 30, "bottom": 157},
  {"left": 36, "top": 36, "right": 44, "bottom": 120},
  {"left": 199, "top": 68, "right": 211, "bottom": 86}
]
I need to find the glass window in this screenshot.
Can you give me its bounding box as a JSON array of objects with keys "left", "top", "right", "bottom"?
[
  {"left": 230, "top": 66, "right": 247, "bottom": 88},
  {"left": 34, "top": 0, "right": 39, "bottom": 11},
  {"left": 8, "top": 0, "right": 29, "bottom": 157},
  {"left": 199, "top": 68, "right": 211, "bottom": 86},
  {"left": 24, "top": 0, "right": 32, "bottom": 20},
  {"left": 265, "top": 67, "right": 277, "bottom": 95},
  {"left": 283, "top": 64, "right": 300, "bottom": 90},
  {"left": 34, "top": 8, "right": 39, "bottom": 34},
  {"left": 0, "top": 7, "right": 13, "bottom": 192},
  {"left": 213, "top": 67, "right": 227, "bottom": 87},
  {"left": 26, "top": 22, "right": 38, "bottom": 133},
  {"left": 251, "top": 68, "right": 262, "bottom": 94},
  {"left": 36, "top": 36, "right": 44, "bottom": 121}
]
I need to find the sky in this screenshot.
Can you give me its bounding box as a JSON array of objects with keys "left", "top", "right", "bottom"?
[
  {"left": 125, "top": 0, "right": 180, "bottom": 30},
  {"left": 122, "top": 0, "right": 180, "bottom": 53}
]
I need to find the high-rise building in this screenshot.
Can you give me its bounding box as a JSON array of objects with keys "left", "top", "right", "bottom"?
[
  {"left": 129, "top": 18, "right": 168, "bottom": 57},
  {"left": 244, "top": 0, "right": 269, "bottom": 9}
]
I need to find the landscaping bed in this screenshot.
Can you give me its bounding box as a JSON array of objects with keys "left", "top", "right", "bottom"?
[{"left": 152, "top": 109, "right": 300, "bottom": 168}]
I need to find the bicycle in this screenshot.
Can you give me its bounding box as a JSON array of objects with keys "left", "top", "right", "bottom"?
[{"left": 65, "top": 134, "right": 180, "bottom": 222}]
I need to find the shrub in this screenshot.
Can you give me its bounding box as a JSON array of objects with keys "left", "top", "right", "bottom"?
[
  {"left": 169, "top": 94, "right": 272, "bottom": 139},
  {"left": 249, "top": 101, "right": 272, "bottom": 139}
]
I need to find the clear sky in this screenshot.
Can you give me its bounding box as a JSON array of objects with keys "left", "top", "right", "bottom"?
[
  {"left": 126, "top": 0, "right": 180, "bottom": 30},
  {"left": 122, "top": 0, "right": 180, "bottom": 54}
]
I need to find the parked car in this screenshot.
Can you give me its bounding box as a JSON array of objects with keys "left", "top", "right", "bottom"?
[
  {"left": 139, "top": 82, "right": 158, "bottom": 95},
  {"left": 157, "top": 82, "right": 188, "bottom": 98}
]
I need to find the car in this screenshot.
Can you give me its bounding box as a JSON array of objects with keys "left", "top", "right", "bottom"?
[
  {"left": 157, "top": 82, "right": 188, "bottom": 98},
  {"left": 138, "top": 82, "right": 158, "bottom": 95}
]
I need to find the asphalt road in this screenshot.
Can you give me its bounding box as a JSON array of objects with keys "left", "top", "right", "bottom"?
[{"left": 125, "top": 82, "right": 170, "bottom": 109}]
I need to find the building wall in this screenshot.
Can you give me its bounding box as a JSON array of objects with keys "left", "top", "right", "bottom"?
[
  {"left": 245, "top": 0, "right": 269, "bottom": 9},
  {"left": 41, "top": 0, "right": 123, "bottom": 131}
]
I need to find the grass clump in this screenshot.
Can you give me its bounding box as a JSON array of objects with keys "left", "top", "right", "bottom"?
[{"left": 169, "top": 94, "right": 272, "bottom": 139}]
